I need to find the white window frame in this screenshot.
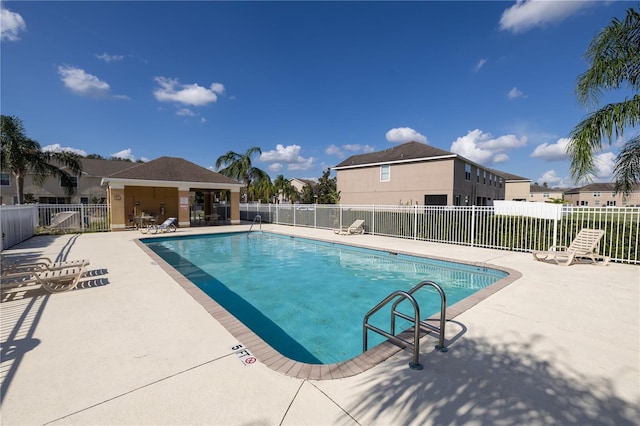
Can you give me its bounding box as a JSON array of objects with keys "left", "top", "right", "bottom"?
[{"left": 380, "top": 164, "right": 390, "bottom": 182}]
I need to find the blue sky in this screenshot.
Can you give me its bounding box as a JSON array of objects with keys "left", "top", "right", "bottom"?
[{"left": 1, "top": 1, "right": 636, "bottom": 187}]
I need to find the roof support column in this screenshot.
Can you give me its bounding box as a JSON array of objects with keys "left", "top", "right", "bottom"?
[
  {"left": 178, "top": 187, "right": 191, "bottom": 227},
  {"left": 230, "top": 190, "right": 240, "bottom": 224}
]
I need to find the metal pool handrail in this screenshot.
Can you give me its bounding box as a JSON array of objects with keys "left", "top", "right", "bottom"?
[
  {"left": 363, "top": 280, "right": 448, "bottom": 370},
  {"left": 248, "top": 215, "right": 262, "bottom": 233}
]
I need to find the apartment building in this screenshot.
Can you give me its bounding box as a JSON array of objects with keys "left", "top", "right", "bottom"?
[{"left": 333, "top": 141, "right": 528, "bottom": 206}]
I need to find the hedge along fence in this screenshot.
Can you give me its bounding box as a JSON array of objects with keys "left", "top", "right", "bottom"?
[{"left": 241, "top": 203, "right": 640, "bottom": 264}]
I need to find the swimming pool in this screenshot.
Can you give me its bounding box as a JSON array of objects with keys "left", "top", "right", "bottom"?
[{"left": 142, "top": 232, "right": 508, "bottom": 365}]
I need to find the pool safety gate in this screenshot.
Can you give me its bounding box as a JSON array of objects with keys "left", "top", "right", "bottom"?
[{"left": 363, "top": 280, "right": 448, "bottom": 370}]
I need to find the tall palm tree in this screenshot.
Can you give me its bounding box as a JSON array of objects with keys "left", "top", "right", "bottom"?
[
  {"left": 1, "top": 115, "right": 83, "bottom": 204},
  {"left": 215, "top": 147, "right": 268, "bottom": 201},
  {"left": 567, "top": 6, "right": 640, "bottom": 194}
]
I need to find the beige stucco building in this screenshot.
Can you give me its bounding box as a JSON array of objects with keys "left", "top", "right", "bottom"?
[
  {"left": 1, "top": 158, "right": 134, "bottom": 205},
  {"left": 563, "top": 183, "right": 640, "bottom": 207},
  {"left": 529, "top": 183, "right": 565, "bottom": 203},
  {"left": 333, "top": 141, "right": 529, "bottom": 206}
]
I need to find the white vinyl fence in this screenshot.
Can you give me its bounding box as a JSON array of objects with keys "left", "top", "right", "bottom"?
[
  {"left": 1, "top": 204, "right": 111, "bottom": 250},
  {"left": 0, "top": 205, "right": 38, "bottom": 250},
  {"left": 241, "top": 202, "right": 640, "bottom": 264}
]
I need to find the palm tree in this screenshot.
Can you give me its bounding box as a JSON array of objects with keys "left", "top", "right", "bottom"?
[
  {"left": 1, "top": 115, "right": 83, "bottom": 204},
  {"left": 215, "top": 147, "right": 269, "bottom": 202},
  {"left": 567, "top": 6, "right": 640, "bottom": 194}
]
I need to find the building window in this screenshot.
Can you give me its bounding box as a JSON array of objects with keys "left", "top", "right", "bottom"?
[
  {"left": 476, "top": 169, "right": 480, "bottom": 183},
  {"left": 593, "top": 192, "right": 600, "bottom": 197},
  {"left": 489, "top": 173, "right": 493, "bottom": 186},
  {"left": 465, "top": 164, "right": 471, "bottom": 181},
  {"left": 499, "top": 178, "right": 503, "bottom": 188},
  {"left": 595, "top": 200, "right": 600, "bottom": 206},
  {"left": 483, "top": 171, "right": 486, "bottom": 184},
  {"left": 61, "top": 176, "right": 78, "bottom": 188},
  {"left": 543, "top": 193, "right": 549, "bottom": 198},
  {"left": 0, "top": 172, "right": 10, "bottom": 186},
  {"left": 80, "top": 197, "right": 89, "bottom": 204},
  {"left": 380, "top": 164, "right": 390, "bottom": 182},
  {"left": 607, "top": 200, "right": 616, "bottom": 206}
]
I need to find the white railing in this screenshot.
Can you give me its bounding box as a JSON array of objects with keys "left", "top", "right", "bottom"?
[
  {"left": 240, "top": 203, "right": 640, "bottom": 264},
  {"left": 0, "top": 205, "right": 38, "bottom": 250},
  {"left": 36, "top": 204, "right": 111, "bottom": 233}
]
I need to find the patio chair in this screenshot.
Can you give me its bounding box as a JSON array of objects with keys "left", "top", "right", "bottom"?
[
  {"left": 147, "top": 217, "right": 177, "bottom": 234},
  {"left": 333, "top": 219, "right": 365, "bottom": 235},
  {"left": 532, "top": 228, "right": 609, "bottom": 266},
  {"left": 1, "top": 262, "right": 88, "bottom": 293}
]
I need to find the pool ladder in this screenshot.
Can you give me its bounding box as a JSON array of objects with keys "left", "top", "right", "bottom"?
[
  {"left": 248, "top": 215, "right": 262, "bottom": 233},
  {"left": 363, "top": 280, "right": 448, "bottom": 370}
]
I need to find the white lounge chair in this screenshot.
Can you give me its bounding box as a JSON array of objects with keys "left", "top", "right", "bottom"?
[
  {"left": 1, "top": 263, "right": 88, "bottom": 293},
  {"left": 147, "top": 217, "right": 178, "bottom": 234},
  {"left": 334, "top": 219, "right": 365, "bottom": 235},
  {"left": 532, "top": 228, "right": 609, "bottom": 266},
  {"left": 1, "top": 256, "right": 90, "bottom": 275}
]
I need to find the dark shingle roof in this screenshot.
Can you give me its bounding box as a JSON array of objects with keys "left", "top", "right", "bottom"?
[
  {"left": 487, "top": 168, "right": 529, "bottom": 181},
  {"left": 334, "top": 141, "right": 454, "bottom": 168},
  {"left": 530, "top": 184, "right": 564, "bottom": 193},
  {"left": 106, "top": 156, "right": 240, "bottom": 185},
  {"left": 80, "top": 158, "right": 139, "bottom": 177}
]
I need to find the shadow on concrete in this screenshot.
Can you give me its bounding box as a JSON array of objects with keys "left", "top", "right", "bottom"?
[
  {"left": 0, "top": 294, "right": 48, "bottom": 405},
  {"left": 342, "top": 333, "right": 638, "bottom": 425}
]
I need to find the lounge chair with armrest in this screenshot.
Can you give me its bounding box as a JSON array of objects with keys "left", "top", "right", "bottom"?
[
  {"left": 1, "top": 262, "right": 89, "bottom": 293},
  {"left": 532, "top": 228, "right": 609, "bottom": 266},
  {"left": 333, "top": 219, "right": 365, "bottom": 235}
]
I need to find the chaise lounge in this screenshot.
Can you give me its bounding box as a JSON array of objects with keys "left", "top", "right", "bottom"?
[
  {"left": 1, "top": 262, "right": 89, "bottom": 293},
  {"left": 334, "top": 219, "right": 365, "bottom": 235},
  {"left": 532, "top": 228, "right": 609, "bottom": 266}
]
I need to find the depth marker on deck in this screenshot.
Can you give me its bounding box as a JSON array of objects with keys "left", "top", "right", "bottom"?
[{"left": 231, "top": 343, "right": 258, "bottom": 367}]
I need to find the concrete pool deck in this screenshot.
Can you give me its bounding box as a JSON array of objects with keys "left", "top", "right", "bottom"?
[{"left": 1, "top": 224, "right": 638, "bottom": 425}]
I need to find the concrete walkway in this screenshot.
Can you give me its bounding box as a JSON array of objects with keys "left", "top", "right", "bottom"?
[{"left": 1, "top": 225, "right": 638, "bottom": 425}]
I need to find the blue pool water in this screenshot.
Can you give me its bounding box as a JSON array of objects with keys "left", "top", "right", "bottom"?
[{"left": 143, "top": 232, "right": 507, "bottom": 364}]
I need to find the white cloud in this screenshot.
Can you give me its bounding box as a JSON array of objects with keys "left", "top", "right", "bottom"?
[
  {"left": 58, "top": 65, "right": 112, "bottom": 98},
  {"left": 1, "top": 5, "right": 26, "bottom": 42},
  {"left": 450, "top": 129, "right": 527, "bottom": 165},
  {"left": 110, "top": 148, "right": 136, "bottom": 161},
  {"left": 530, "top": 137, "right": 570, "bottom": 161},
  {"left": 176, "top": 108, "right": 196, "bottom": 116},
  {"left": 260, "top": 144, "right": 315, "bottom": 171},
  {"left": 592, "top": 152, "right": 616, "bottom": 181},
  {"left": 474, "top": 58, "right": 488, "bottom": 72},
  {"left": 499, "top": 0, "right": 594, "bottom": 33},
  {"left": 153, "top": 77, "right": 224, "bottom": 106},
  {"left": 325, "top": 143, "right": 375, "bottom": 158},
  {"left": 95, "top": 52, "right": 124, "bottom": 63},
  {"left": 386, "top": 127, "right": 427, "bottom": 144},
  {"left": 42, "top": 144, "right": 87, "bottom": 157},
  {"left": 268, "top": 163, "right": 283, "bottom": 172},
  {"left": 344, "top": 144, "right": 375, "bottom": 153},
  {"left": 536, "top": 170, "right": 570, "bottom": 187},
  {"left": 508, "top": 86, "right": 526, "bottom": 99},
  {"left": 493, "top": 153, "right": 509, "bottom": 163}
]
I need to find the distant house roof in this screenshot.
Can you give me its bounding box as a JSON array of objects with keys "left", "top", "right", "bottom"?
[
  {"left": 291, "top": 178, "right": 317, "bottom": 187},
  {"left": 530, "top": 184, "right": 564, "bottom": 193},
  {"left": 101, "top": 156, "right": 242, "bottom": 189},
  {"left": 564, "top": 182, "right": 640, "bottom": 193},
  {"left": 79, "top": 158, "right": 138, "bottom": 177},
  {"left": 333, "top": 141, "right": 454, "bottom": 169}
]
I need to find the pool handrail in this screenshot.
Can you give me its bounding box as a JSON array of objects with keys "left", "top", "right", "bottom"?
[
  {"left": 363, "top": 280, "right": 448, "bottom": 370},
  {"left": 248, "top": 215, "right": 262, "bottom": 233}
]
